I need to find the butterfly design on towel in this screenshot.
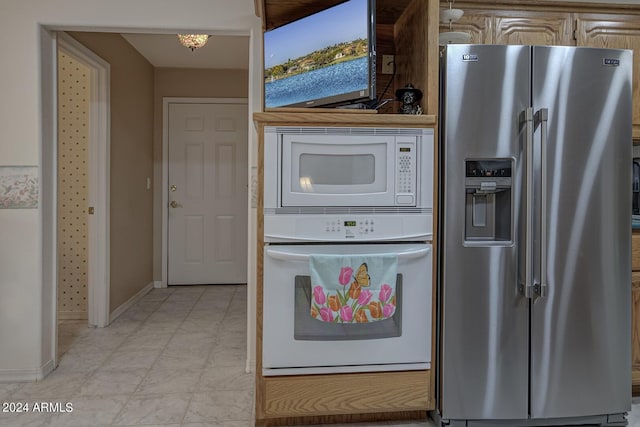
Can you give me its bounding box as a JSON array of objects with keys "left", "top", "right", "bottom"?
[{"left": 348, "top": 262, "right": 370, "bottom": 299}]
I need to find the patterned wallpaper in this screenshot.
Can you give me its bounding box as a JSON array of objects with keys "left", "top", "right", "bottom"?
[{"left": 57, "top": 50, "right": 90, "bottom": 319}]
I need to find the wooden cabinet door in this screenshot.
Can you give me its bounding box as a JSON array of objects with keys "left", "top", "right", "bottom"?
[
  {"left": 633, "top": 271, "right": 640, "bottom": 393},
  {"left": 576, "top": 15, "right": 640, "bottom": 138},
  {"left": 632, "top": 233, "right": 640, "bottom": 393},
  {"left": 493, "top": 11, "right": 574, "bottom": 46},
  {"left": 439, "top": 9, "right": 573, "bottom": 47},
  {"left": 439, "top": 9, "right": 492, "bottom": 44}
]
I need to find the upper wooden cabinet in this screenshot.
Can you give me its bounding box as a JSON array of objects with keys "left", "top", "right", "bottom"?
[
  {"left": 493, "top": 11, "right": 573, "bottom": 46},
  {"left": 440, "top": 9, "right": 573, "bottom": 46},
  {"left": 439, "top": 9, "right": 492, "bottom": 44},
  {"left": 575, "top": 14, "right": 640, "bottom": 138}
]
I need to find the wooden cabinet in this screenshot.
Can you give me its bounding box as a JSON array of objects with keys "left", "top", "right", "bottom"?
[
  {"left": 493, "top": 11, "right": 573, "bottom": 46},
  {"left": 575, "top": 15, "right": 640, "bottom": 139},
  {"left": 633, "top": 233, "right": 640, "bottom": 394},
  {"left": 253, "top": 112, "right": 438, "bottom": 426},
  {"left": 440, "top": 9, "right": 573, "bottom": 46},
  {"left": 440, "top": 9, "right": 492, "bottom": 44}
]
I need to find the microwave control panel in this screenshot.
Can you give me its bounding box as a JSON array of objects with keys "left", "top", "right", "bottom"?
[{"left": 396, "top": 139, "right": 417, "bottom": 205}]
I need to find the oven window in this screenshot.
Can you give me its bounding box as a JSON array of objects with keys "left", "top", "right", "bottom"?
[
  {"left": 293, "top": 275, "right": 402, "bottom": 341},
  {"left": 299, "top": 153, "right": 375, "bottom": 187}
]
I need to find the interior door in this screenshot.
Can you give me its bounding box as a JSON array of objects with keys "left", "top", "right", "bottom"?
[
  {"left": 168, "top": 102, "right": 248, "bottom": 285},
  {"left": 530, "top": 46, "right": 632, "bottom": 419}
]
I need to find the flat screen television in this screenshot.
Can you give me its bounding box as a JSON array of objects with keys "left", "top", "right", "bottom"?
[{"left": 263, "top": 0, "right": 376, "bottom": 109}]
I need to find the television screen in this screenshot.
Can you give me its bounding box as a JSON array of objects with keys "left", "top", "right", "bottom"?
[{"left": 263, "top": 0, "right": 376, "bottom": 109}]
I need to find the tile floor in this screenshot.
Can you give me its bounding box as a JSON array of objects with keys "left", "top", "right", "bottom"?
[{"left": 0, "top": 285, "right": 637, "bottom": 427}]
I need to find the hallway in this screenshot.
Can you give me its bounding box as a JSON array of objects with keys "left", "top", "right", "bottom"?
[{"left": 0, "top": 285, "right": 252, "bottom": 426}]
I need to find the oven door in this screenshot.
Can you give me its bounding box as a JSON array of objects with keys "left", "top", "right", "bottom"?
[
  {"left": 262, "top": 243, "right": 431, "bottom": 375},
  {"left": 281, "top": 133, "right": 397, "bottom": 207}
]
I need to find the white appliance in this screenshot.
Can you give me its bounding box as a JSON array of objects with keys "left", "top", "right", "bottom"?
[
  {"left": 262, "top": 243, "right": 432, "bottom": 376},
  {"left": 263, "top": 126, "right": 434, "bottom": 242},
  {"left": 261, "top": 125, "right": 435, "bottom": 376}
]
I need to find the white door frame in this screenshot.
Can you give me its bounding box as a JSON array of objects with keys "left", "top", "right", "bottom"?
[
  {"left": 57, "top": 32, "right": 111, "bottom": 328},
  {"left": 161, "top": 97, "right": 248, "bottom": 287}
]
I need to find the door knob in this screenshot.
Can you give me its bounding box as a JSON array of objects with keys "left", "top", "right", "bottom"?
[{"left": 170, "top": 200, "right": 179, "bottom": 208}]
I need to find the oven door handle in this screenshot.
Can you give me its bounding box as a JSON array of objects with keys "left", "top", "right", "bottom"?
[{"left": 265, "top": 247, "right": 431, "bottom": 262}]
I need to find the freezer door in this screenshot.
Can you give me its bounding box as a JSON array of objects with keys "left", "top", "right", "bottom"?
[
  {"left": 440, "top": 44, "right": 530, "bottom": 420},
  {"left": 530, "top": 46, "right": 632, "bottom": 419}
]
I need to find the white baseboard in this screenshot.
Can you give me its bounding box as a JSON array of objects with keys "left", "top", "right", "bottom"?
[
  {"left": 153, "top": 280, "right": 164, "bottom": 288},
  {"left": 37, "top": 359, "right": 55, "bottom": 381},
  {"left": 109, "top": 282, "right": 154, "bottom": 322},
  {"left": 0, "top": 369, "right": 38, "bottom": 383},
  {"left": 246, "top": 357, "right": 256, "bottom": 374},
  {"left": 0, "top": 359, "right": 57, "bottom": 383},
  {"left": 57, "top": 311, "right": 88, "bottom": 320}
]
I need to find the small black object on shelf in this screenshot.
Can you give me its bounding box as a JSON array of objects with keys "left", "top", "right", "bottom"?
[{"left": 395, "top": 83, "right": 423, "bottom": 115}]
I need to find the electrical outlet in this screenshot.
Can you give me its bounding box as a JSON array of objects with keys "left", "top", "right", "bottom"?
[{"left": 382, "top": 55, "right": 394, "bottom": 74}]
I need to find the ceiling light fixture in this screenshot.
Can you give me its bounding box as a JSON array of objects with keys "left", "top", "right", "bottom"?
[
  {"left": 177, "top": 34, "right": 211, "bottom": 51},
  {"left": 439, "top": 0, "right": 471, "bottom": 46}
]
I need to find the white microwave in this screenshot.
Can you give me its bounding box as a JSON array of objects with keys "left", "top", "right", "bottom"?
[{"left": 264, "top": 126, "right": 434, "bottom": 209}]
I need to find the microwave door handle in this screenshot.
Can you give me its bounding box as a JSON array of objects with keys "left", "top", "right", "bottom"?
[{"left": 265, "top": 247, "right": 431, "bottom": 262}]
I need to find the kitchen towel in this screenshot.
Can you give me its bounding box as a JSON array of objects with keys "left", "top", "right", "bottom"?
[{"left": 309, "top": 254, "right": 398, "bottom": 323}]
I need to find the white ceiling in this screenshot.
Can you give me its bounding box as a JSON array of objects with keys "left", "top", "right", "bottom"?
[{"left": 121, "top": 33, "right": 250, "bottom": 69}]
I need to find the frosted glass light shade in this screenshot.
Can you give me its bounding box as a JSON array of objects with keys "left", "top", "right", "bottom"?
[
  {"left": 439, "top": 31, "right": 472, "bottom": 45},
  {"left": 177, "top": 34, "right": 211, "bottom": 51},
  {"left": 440, "top": 8, "right": 464, "bottom": 23}
]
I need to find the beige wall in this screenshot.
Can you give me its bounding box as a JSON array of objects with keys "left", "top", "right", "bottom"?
[
  {"left": 57, "top": 50, "right": 90, "bottom": 319},
  {"left": 152, "top": 67, "right": 249, "bottom": 281},
  {"left": 68, "top": 32, "right": 155, "bottom": 312}
]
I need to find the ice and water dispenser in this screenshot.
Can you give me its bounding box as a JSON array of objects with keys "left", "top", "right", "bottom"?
[{"left": 464, "top": 160, "right": 513, "bottom": 242}]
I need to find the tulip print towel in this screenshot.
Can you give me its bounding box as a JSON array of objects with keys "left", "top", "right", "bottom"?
[{"left": 309, "top": 254, "right": 398, "bottom": 323}]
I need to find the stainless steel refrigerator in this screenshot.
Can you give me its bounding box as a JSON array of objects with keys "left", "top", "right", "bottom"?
[{"left": 438, "top": 45, "right": 633, "bottom": 427}]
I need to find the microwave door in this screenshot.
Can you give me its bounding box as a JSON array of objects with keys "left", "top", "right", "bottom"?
[{"left": 281, "top": 134, "right": 397, "bottom": 207}]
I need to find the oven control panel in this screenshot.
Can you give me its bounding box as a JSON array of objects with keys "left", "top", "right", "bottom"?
[
  {"left": 325, "top": 219, "right": 376, "bottom": 237},
  {"left": 264, "top": 214, "right": 432, "bottom": 242}
]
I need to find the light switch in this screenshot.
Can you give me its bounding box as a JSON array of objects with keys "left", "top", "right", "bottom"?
[{"left": 146, "top": 177, "right": 151, "bottom": 190}]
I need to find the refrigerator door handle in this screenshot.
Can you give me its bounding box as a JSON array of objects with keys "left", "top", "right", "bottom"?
[
  {"left": 518, "top": 107, "right": 535, "bottom": 299},
  {"left": 534, "top": 108, "right": 549, "bottom": 299}
]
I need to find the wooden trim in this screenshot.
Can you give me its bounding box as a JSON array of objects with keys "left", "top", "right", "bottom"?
[
  {"left": 256, "top": 119, "right": 266, "bottom": 420},
  {"left": 450, "top": 0, "right": 640, "bottom": 14},
  {"left": 257, "top": 411, "right": 427, "bottom": 426},
  {"left": 633, "top": 233, "right": 640, "bottom": 272},
  {"left": 264, "top": 107, "right": 377, "bottom": 114},
  {"left": 253, "top": 112, "right": 436, "bottom": 127},
  {"left": 260, "top": 370, "right": 431, "bottom": 419}
]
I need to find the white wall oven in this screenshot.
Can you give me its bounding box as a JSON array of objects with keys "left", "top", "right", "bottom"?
[
  {"left": 262, "top": 243, "right": 432, "bottom": 376},
  {"left": 262, "top": 126, "right": 434, "bottom": 376}
]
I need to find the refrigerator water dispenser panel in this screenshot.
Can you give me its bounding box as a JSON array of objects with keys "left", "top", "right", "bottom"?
[{"left": 464, "top": 159, "right": 513, "bottom": 242}]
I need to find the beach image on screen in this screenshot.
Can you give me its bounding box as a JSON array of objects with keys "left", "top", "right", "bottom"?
[{"left": 264, "top": 0, "right": 370, "bottom": 108}]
